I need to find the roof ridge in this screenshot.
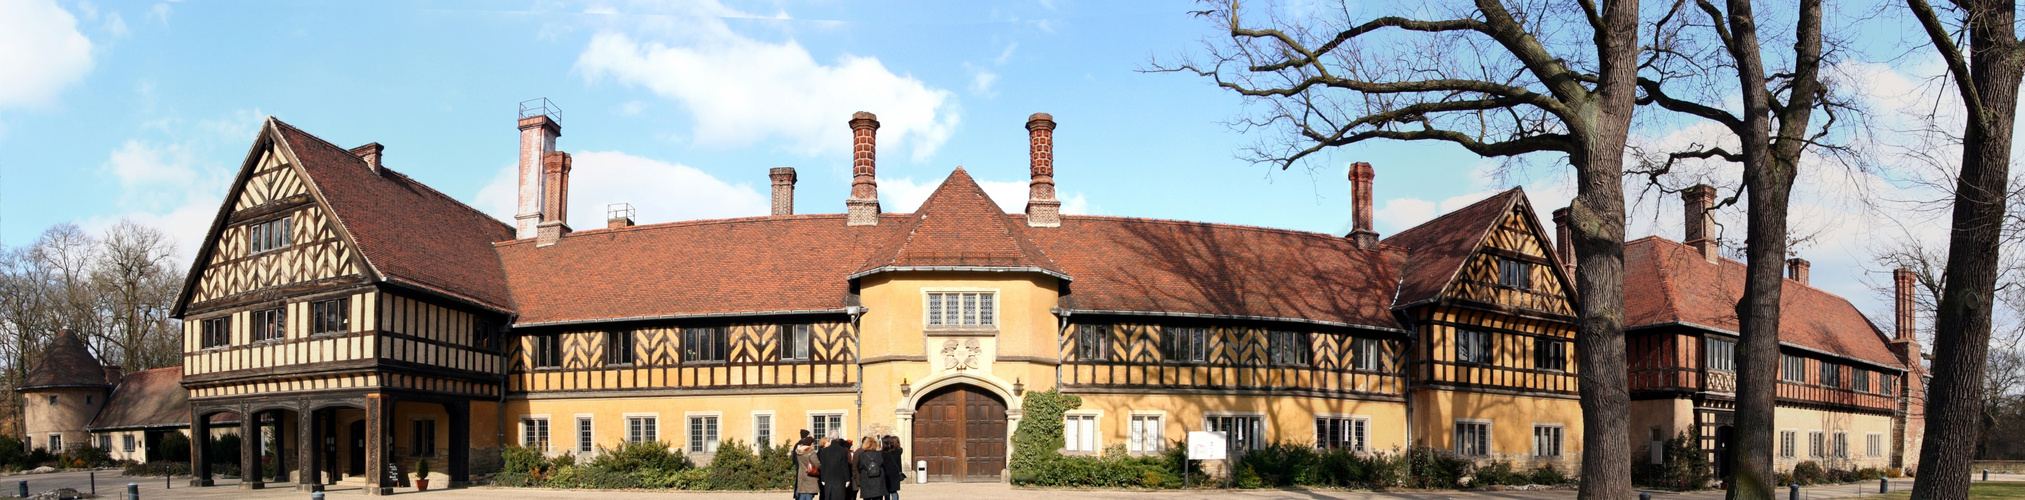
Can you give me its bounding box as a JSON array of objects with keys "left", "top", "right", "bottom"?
[
  {"left": 1386, "top": 187, "right": 1523, "bottom": 241},
  {"left": 1061, "top": 214, "right": 1349, "bottom": 240},
  {"left": 271, "top": 118, "right": 513, "bottom": 236}
]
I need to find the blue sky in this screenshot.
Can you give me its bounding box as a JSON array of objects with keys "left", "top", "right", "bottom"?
[{"left": 0, "top": 0, "right": 1968, "bottom": 328}]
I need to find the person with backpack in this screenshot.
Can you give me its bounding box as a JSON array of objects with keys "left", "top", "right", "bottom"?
[
  {"left": 853, "top": 436, "right": 888, "bottom": 499},
  {"left": 880, "top": 435, "right": 904, "bottom": 500},
  {"left": 793, "top": 437, "right": 820, "bottom": 500}
]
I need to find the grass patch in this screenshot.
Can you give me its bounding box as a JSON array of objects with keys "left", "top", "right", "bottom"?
[{"left": 1872, "top": 482, "right": 2025, "bottom": 500}]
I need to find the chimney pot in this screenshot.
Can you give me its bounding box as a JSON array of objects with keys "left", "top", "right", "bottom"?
[
  {"left": 349, "top": 143, "right": 385, "bottom": 173},
  {"left": 1553, "top": 207, "right": 1576, "bottom": 277},
  {"left": 770, "top": 167, "right": 798, "bottom": 216},
  {"left": 1682, "top": 184, "right": 1719, "bottom": 262},
  {"left": 1348, "top": 162, "right": 1378, "bottom": 250},
  {"left": 1787, "top": 258, "right": 1811, "bottom": 285},
  {"left": 517, "top": 99, "right": 563, "bottom": 239},
  {"left": 846, "top": 112, "right": 881, "bottom": 226},
  {"left": 1025, "top": 113, "right": 1060, "bottom": 227}
]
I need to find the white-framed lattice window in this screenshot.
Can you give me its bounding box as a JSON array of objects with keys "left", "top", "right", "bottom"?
[
  {"left": 1783, "top": 355, "right": 1808, "bottom": 383},
  {"left": 122, "top": 434, "right": 134, "bottom": 453},
  {"left": 1867, "top": 433, "right": 1883, "bottom": 457},
  {"left": 1316, "top": 415, "right": 1368, "bottom": 452},
  {"left": 1780, "top": 430, "right": 1797, "bottom": 458},
  {"left": 1076, "top": 324, "right": 1113, "bottom": 361},
  {"left": 809, "top": 412, "right": 846, "bottom": 441},
  {"left": 1809, "top": 430, "right": 1825, "bottom": 458},
  {"left": 1128, "top": 413, "right": 1165, "bottom": 454},
  {"left": 1205, "top": 413, "right": 1263, "bottom": 452},
  {"left": 627, "top": 415, "right": 658, "bottom": 444},
  {"left": 925, "top": 291, "right": 995, "bottom": 327},
  {"left": 1833, "top": 431, "right": 1848, "bottom": 458},
  {"left": 521, "top": 416, "right": 550, "bottom": 450},
  {"left": 1064, "top": 412, "right": 1099, "bottom": 453},
  {"left": 1881, "top": 374, "right": 1898, "bottom": 396},
  {"left": 1533, "top": 424, "right": 1564, "bottom": 458},
  {"left": 576, "top": 416, "right": 594, "bottom": 453},
  {"left": 753, "top": 412, "right": 775, "bottom": 448},
  {"left": 1705, "top": 337, "right": 1737, "bottom": 372},
  {"left": 686, "top": 414, "right": 718, "bottom": 453},
  {"left": 1852, "top": 369, "right": 1871, "bottom": 393},
  {"left": 1455, "top": 419, "right": 1491, "bottom": 457}
]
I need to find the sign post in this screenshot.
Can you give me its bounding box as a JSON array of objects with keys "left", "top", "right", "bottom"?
[{"left": 1185, "top": 431, "right": 1227, "bottom": 489}]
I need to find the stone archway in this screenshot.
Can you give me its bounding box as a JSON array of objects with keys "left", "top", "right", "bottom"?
[{"left": 910, "top": 384, "right": 1008, "bottom": 482}]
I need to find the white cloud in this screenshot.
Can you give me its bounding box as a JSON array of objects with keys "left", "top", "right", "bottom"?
[
  {"left": 878, "top": 174, "right": 1093, "bottom": 215},
  {"left": 994, "top": 42, "right": 1019, "bottom": 65},
  {"left": 0, "top": 0, "right": 95, "bottom": 109},
  {"left": 966, "top": 63, "right": 999, "bottom": 97},
  {"left": 474, "top": 151, "right": 771, "bottom": 227},
  {"left": 575, "top": 1, "right": 959, "bottom": 161}
]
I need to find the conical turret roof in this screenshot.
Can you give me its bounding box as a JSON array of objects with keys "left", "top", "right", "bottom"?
[{"left": 19, "top": 330, "right": 111, "bottom": 391}]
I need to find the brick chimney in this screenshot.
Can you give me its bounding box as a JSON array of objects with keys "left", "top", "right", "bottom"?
[
  {"left": 1682, "top": 184, "right": 1719, "bottom": 262},
  {"left": 1787, "top": 258, "right": 1811, "bottom": 285},
  {"left": 517, "top": 100, "right": 563, "bottom": 239},
  {"left": 1347, "top": 162, "right": 1378, "bottom": 250},
  {"left": 1552, "top": 207, "right": 1576, "bottom": 277},
  {"left": 536, "top": 151, "right": 573, "bottom": 247},
  {"left": 1894, "top": 268, "right": 1917, "bottom": 341},
  {"left": 607, "top": 203, "right": 635, "bottom": 229},
  {"left": 770, "top": 167, "right": 798, "bottom": 216},
  {"left": 349, "top": 143, "right": 384, "bottom": 174},
  {"left": 845, "top": 112, "right": 881, "bottom": 226},
  {"left": 1025, "top": 113, "right": 1061, "bottom": 227},
  {"left": 102, "top": 364, "right": 124, "bottom": 386}
]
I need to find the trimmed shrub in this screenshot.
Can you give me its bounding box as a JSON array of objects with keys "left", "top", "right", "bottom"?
[
  {"left": 1792, "top": 460, "right": 1827, "bottom": 485},
  {"left": 209, "top": 434, "right": 241, "bottom": 465},
  {"left": 158, "top": 433, "right": 191, "bottom": 464},
  {"left": 123, "top": 461, "right": 191, "bottom": 477},
  {"left": 1528, "top": 464, "right": 1571, "bottom": 485},
  {"left": 586, "top": 440, "right": 688, "bottom": 473},
  {"left": 704, "top": 439, "right": 788, "bottom": 490},
  {"left": 62, "top": 444, "right": 112, "bottom": 468}
]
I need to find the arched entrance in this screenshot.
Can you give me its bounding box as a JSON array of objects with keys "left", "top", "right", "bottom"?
[{"left": 912, "top": 385, "right": 1007, "bottom": 482}]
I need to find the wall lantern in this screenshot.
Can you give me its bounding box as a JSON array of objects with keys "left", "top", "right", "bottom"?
[
  {"left": 899, "top": 378, "right": 911, "bottom": 396},
  {"left": 1013, "top": 378, "right": 1025, "bottom": 396}
]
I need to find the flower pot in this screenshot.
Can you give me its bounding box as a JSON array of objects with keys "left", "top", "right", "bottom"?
[{"left": 416, "top": 479, "right": 429, "bottom": 491}]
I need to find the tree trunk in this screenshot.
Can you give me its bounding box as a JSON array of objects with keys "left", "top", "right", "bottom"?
[
  {"left": 1572, "top": 3, "right": 1640, "bottom": 494},
  {"left": 1913, "top": 0, "right": 2021, "bottom": 495}
]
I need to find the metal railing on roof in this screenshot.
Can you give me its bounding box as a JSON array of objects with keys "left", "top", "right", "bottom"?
[
  {"left": 520, "top": 98, "right": 562, "bottom": 122},
  {"left": 608, "top": 203, "right": 635, "bottom": 221}
]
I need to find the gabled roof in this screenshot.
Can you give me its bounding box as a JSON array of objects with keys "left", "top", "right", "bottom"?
[
  {"left": 851, "top": 168, "right": 1065, "bottom": 280},
  {"left": 1624, "top": 236, "right": 1904, "bottom": 368},
  {"left": 19, "top": 330, "right": 110, "bottom": 391},
  {"left": 1027, "top": 216, "right": 1405, "bottom": 330},
  {"left": 1380, "top": 188, "right": 1525, "bottom": 308},
  {"left": 273, "top": 120, "right": 517, "bottom": 312},
  {"left": 89, "top": 367, "right": 188, "bottom": 431}
]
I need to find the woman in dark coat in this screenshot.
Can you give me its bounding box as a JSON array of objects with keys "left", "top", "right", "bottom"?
[
  {"left": 880, "top": 435, "right": 904, "bottom": 499},
  {"left": 817, "top": 437, "right": 854, "bottom": 500},
  {"left": 853, "top": 436, "right": 888, "bottom": 500}
]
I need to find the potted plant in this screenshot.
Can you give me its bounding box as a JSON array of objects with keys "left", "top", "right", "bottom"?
[{"left": 414, "top": 458, "right": 430, "bottom": 491}]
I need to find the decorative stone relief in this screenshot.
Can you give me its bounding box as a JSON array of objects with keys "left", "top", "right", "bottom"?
[{"left": 942, "top": 339, "right": 983, "bottom": 371}]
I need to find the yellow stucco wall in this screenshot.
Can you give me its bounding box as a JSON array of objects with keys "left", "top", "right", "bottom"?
[
  {"left": 1071, "top": 393, "right": 1408, "bottom": 453},
  {"left": 1412, "top": 388, "right": 1583, "bottom": 468},
  {"left": 1629, "top": 398, "right": 1695, "bottom": 464},
  {"left": 1774, "top": 406, "right": 1895, "bottom": 471},
  {"left": 505, "top": 393, "right": 858, "bottom": 465}
]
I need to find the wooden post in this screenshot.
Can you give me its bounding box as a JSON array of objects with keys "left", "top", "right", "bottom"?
[
  {"left": 298, "top": 406, "right": 320, "bottom": 492},
  {"left": 190, "top": 409, "right": 213, "bottom": 487},
  {"left": 240, "top": 409, "right": 263, "bottom": 489},
  {"left": 364, "top": 394, "right": 392, "bottom": 495}
]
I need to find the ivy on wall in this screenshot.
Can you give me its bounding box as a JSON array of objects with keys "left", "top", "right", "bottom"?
[{"left": 1010, "top": 389, "right": 1081, "bottom": 478}]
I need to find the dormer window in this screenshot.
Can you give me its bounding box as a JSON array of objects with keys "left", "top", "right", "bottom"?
[
  {"left": 248, "top": 216, "right": 292, "bottom": 254},
  {"left": 926, "top": 292, "right": 995, "bottom": 328},
  {"left": 1498, "top": 258, "right": 1530, "bottom": 289}
]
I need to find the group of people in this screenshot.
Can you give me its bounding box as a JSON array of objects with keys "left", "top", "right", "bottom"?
[{"left": 792, "top": 430, "right": 905, "bottom": 500}]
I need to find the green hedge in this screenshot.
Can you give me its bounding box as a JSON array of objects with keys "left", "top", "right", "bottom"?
[
  {"left": 1633, "top": 431, "right": 1713, "bottom": 490},
  {"left": 1775, "top": 461, "right": 1887, "bottom": 486},
  {"left": 494, "top": 439, "right": 803, "bottom": 490}
]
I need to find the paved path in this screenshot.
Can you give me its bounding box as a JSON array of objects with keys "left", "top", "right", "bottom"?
[{"left": 4, "top": 472, "right": 2013, "bottom": 499}]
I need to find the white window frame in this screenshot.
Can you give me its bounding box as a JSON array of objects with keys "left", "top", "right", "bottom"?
[
  {"left": 808, "top": 411, "right": 848, "bottom": 442},
  {"left": 1779, "top": 429, "right": 1797, "bottom": 459},
  {"left": 781, "top": 325, "right": 813, "bottom": 361},
  {"left": 1351, "top": 337, "right": 1385, "bottom": 371},
  {"left": 520, "top": 415, "right": 551, "bottom": 451},
  {"left": 684, "top": 411, "right": 720, "bottom": 453},
  {"left": 923, "top": 288, "right": 999, "bottom": 328},
  {"left": 624, "top": 412, "right": 659, "bottom": 445},
  {"left": 1532, "top": 423, "right": 1565, "bottom": 458},
  {"left": 1833, "top": 431, "right": 1848, "bottom": 458},
  {"left": 1867, "top": 433, "right": 1884, "bottom": 458},
  {"left": 1064, "top": 411, "right": 1101, "bottom": 454},
  {"left": 122, "top": 433, "right": 135, "bottom": 453},
  {"left": 1809, "top": 430, "right": 1825, "bottom": 458},
  {"left": 1204, "top": 412, "right": 1265, "bottom": 452},
  {"left": 1128, "top": 411, "right": 1166, "bottom": 454},
  {"left": 1315, "top": 413, "right": 1370, "bottom": 452},
  {"left": 752, "top": 411, "right": 776, "bottom": 449},
  {"left": 1455, "top": 419, "right": 1492, "bottom": 457},
  {"left": 575, "top": 414, "right": 595, "bottom": 453}
]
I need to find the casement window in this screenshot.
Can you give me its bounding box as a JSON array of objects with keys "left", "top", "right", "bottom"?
[
  {"left": 809, "top": 414, "right": 844, "bottom": 441},
  {"left": 780, "top": 324, "right": 812, "bottom": 361},
  {"left": 682, "top": 327, "right": 727, "bottom": 363},
  {"left": 1162, "top": 327, "right": 1209, "bottom": 363},
  {"left": 1821, "top": 362, "right": 1842, "bottom": 389},
  {"left": 753, "top": 414, "right": 773, "bottom": 448},
  {"left": 521, "top": 418, "right": 549, "bottom": 449},
  {"left": 47, "top": 435, "right": 59, "bottom": 452},
  {"left": 1852, "top": 369, "right": 1870, "bottom": 393},
  {"left": 577, "top": 417, "right": 593, "bottom": 453},
  {"left": 532, "top": 335, "right": 561, "bottom": 369},
  {"left": 1533, "top": 425, "right": 1564, "bottom": 458},
  {"left": 1457, "top": 330, "right": 1495, "bottom": 365},
  {"left": 1076, "top": 324, "right": 1112, "bottom": 361},
  {"left": 311, "top": 298, "right": 349, "bottom": 335},
  {"left": 629, "top": 416, "right": 659, "bottom": 444},
  {"left": 1780, "top": 430, "right": 1797, "bottom": 458},
  {"left": 473, "top": 319, "right": 499, "bottom": 351},
  {"left": 1809, "top": 431, "right": 1825, "bottom": 458},
  {"left": 1833, "top": 431, "right": 1848, "bottom": 458},
  {"left": 1206, "top": 415, "right": 1262, "bottom": 452},
  {"left": 1705, "top": 337, "right": 1737, "bottom": 372},
  {"left": 1880, "top": 374, "right": 1897, "bottom": 396},
  {"left": 412, "top": 420, "right": 436, "bottom": 457},
  {"left": 1064, "top": 414, "right": 1098, "bottom": 453},
  {"left": 1269, "top": 330, "right": 1310, "bottom": 366},
  {"left": 1867, "top": 433, "right": 1883, "bottom": 458},
  {"left": 606, "top": 330, "right": 634, "bottom": 366},
  {"left": 248, "top": 216, "right": 292, "bottom": 254},
  {"left": 122, "top": 434, "right": 134, "bottom": 453},
  {"left": 1782, "top": 355, "right": 1807, "bottom": 383},
  {"left": 1129, "top": 415, "right": 1164, "bottom": 453},
  {"left": 1534, "top": 338, "right": 1568, "bottom": 371},
  {"left": 685, "top": 416, "right": 715, "bottom": 453},
  {"left": 1350, "top": 337, "right": 1385, "bottom": 371},
  {"left": 250, "top": 308, "right": 286, "bottom": 342},
  {"left": 201, "top": 317, "right": 231, "bottom": 348},
  {"left": 1455, "top": 420, "right": 1492, "bottom": 457},
  {"left": 1498, "top": 258, "right": 1531, "bottom": 288},
  {"left": 925, "top": 291, "right": 995, "bottom": 327},
  {"left": 1316, "top": 417, "right": 1368, "bottom": 452},
  {"left": 98, "top": 435, "right": 110, "bottom": 451}
]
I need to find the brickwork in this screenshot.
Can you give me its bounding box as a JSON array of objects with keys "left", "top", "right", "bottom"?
[
  {"left": 847, "top": 112, "right": 881, "bottom": 225},
  {"left": 1683, "top": 184, "right": 1718, "bottom": 261},
  {"left": 770, "top": 167, "right": 797, "bottom": 216},
  {"left": 516, "top": 115, "right": 560, "bottom": 239},
  {"left": 1348, "top": 162, "right": 1377, "bottom": 249},
  {"left": 1025, "top": 113, "right": 1060, "bottom": 227}
]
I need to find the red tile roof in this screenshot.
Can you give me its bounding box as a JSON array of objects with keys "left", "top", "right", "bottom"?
[
  {"left": 854, "top": 168, "right": 1064, "bottom": 279},
  {"left": 89, "top": 367, "right": 189, "bottom": 431},
  {"left": 19, "top": 330, "right": 111, "bottom": 390},
  {"left": 274, "top": 119, "right": 517, "bottom": 312},
  {"left": 1380, "top": 188, "right": 1525, "bottom": 308},
  {"left": 1624, "top": 236, "right": 1903, "bottom": 368},
  {"left": 1027, "top": 216, "right": 1404, "bottom": 329}
]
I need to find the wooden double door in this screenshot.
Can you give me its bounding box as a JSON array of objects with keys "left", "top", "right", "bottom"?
[{"left": 912, "top": 385, "right": 1008, "bottom": 482}]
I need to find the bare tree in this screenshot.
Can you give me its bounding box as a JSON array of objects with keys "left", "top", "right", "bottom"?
[
  {"left": 93, "top": 220, "right": 184, "bottom": 371},
  {"left": 1900, "top": 0, "right": 2024, "bottom": 495},
  {"left": 1151, "top": 0, "right": 1643, "bottom": 496}
]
